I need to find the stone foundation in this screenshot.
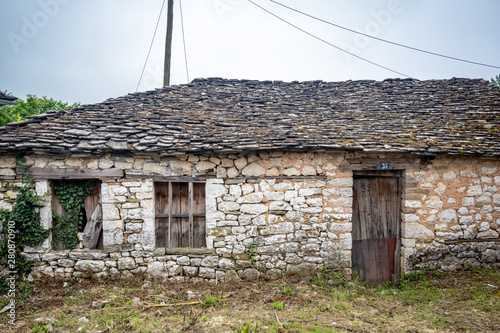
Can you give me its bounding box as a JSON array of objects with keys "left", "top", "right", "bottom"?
[{"left": 409, "top": 241, "right": 500, "bottom": 271}]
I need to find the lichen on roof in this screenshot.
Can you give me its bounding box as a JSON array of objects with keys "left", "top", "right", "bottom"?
[{"left": 0, "top": 77, "right": 499, "bottom": 157}]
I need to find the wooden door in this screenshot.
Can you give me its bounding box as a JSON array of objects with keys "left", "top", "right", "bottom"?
[{"left": 352, "top": 174, "right": 401, "bottom": 286}]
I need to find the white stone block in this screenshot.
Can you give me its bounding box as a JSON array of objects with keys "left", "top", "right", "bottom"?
[
  {"left": 328, "top": 197, "right": 353, "bottom": 207},
  {"left": 462, "top": 197, "right": 475, "bottom": 207},
  {"left": 478, "top": 229, "right": 499, "bottom": 239},
  {"left": 269, "top": 201, "right": 292, "bottom": 211},
  {"left": 299, "top": 188, "right": 321, "bottom": 197},
  {"left": 75, "top": 260, "right": 105, "bottom": 272},
  {"left": 240, "top": 204, "right": 268, "bottom": 215},
  {"left": 300, "top": 207, "right": 323, "bottom": 214},
  {"left": 237, "top": 192, "right": 264, "bottom": 204},
  {"left": 264, "top": 191, "right": 285, "bottom": 201},
  {"left": 103, "top": 220, "right": 124, "bottom": 231},
  {"left": 229, "top": 185, "right": 241, "bottom": 197},
  {"left": 480, "top": 205, "right": 493, "bottom": 213},
  {"left": 328, "top": 178, "right": 353, "bottom": 187},
  {"left": 264, "top": 234, "right": 287, "bottom": 245},
  {"left": 467, "top": 185, "right": 482, "bottom": 196},
  {"left": 218, "top": 201, "right": 240, "bottom": 212},
  {"left": 482, "top": 167, "right": 497, "bottom": 175},
  {"left": 405, "top": 200, "right": 422, "bottom": 208},
  {"left": 438, "top": 209, "right": 457, "bottom": 223},
  {"left": 339, "top": 233, "right": 352, "bottom": 250},
  {"left": 283, "top": 167, "right": 300, "bottom": 176},
  {"left": 290, "top": 196, "right": 306, "bottom": 206},
  {"left": 403, "top": 223, "right": 433, "bottom": 238},
  {"left": 234, "top": 157, "right": 247, "bottom": 170},
  {"left": 493, "top": 194, "right": 500, "bottom": 204},
  {"left": 329, "top": 222, "right": 352, "bottom": 232},
  {"left": 425, "top": 196, "right": 443, "bottom": 209},
  {"left": 196, "top": 161, "right": 216, "bottom": 173},
  {"left": 443, "top": 170, "right": 457, "bottom": 180},
  {"left": 301, "top": 165, "right": 317, "bottom": 176},
  {"left": 36, "top": 181, "right": 52, "bottom": 229},
  {"left": 274, "top": 182, "right": 294, "bottom": 191},
  {"left": 479, "top": 222, "right": 490, "bottom": 232},
  {"left": 102, "top": 203, "right": 120, "bottom": 221}
]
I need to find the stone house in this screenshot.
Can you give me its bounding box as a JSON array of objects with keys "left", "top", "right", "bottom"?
[{"left": 0, "top": 78, "right": 499, "bottom": 285}]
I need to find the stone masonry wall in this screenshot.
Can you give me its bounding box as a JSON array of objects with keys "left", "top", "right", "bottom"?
[
  {"left": 0, "top": 151, "right": 354, "bottom": 282},
  {"left": 402, "top": 156, "right": 500, "bottom": 271},
  {"left": 1, "top": 152, "right": 499, "bottom": 282}
]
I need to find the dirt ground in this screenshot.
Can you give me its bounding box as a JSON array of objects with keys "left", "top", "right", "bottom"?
[{"left": 1, "top": 269, "right": 499, "bottom": 333}]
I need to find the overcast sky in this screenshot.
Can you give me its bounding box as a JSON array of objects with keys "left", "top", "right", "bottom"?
[{"left": 1, "top": 0, "right": 499, "bottom": 105}]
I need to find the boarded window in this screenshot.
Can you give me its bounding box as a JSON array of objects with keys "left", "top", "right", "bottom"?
[
  {"left": 52, "top": 180, "right": 103, "bottom": 250},
  {"left": 155, "top": 182, "right": 206, "bottom": 248}
]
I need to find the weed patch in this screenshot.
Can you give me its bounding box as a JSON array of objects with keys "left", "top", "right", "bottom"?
[{"left": 10, "top": 270, "right": 500, "bottom": 333}]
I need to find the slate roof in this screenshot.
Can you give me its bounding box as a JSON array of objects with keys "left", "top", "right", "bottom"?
[
  {"left": 0, "top": 78, "right": 499, "bottom": 157},
  {"left": 0, "top": 91, "right": 18, "bottom": 102}
]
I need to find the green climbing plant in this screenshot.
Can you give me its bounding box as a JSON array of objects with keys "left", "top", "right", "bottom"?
[
  {"left": 0, "top": 155, "right": 51, "bottom": 293},
  {"left": 52, "top": 180, "right": 94, "bottom": 250}
]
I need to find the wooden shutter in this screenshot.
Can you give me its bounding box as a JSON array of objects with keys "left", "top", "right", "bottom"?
[
  {"left": 83, "top": 182, "right": 103, "bottom": 249},
  {"left": 193, "top": 182, "right": 206, "bottom": 248},
  {"left": 155, "top": 182, "right": 206, "bottom": 248}
]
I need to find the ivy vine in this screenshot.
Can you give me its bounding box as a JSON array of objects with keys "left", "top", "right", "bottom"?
[
  {"left": 0, "top": 155, "right": 51, "bottom": 293},
  {"left": 52, "top": 180, "right": 94, "bottom": 250}
]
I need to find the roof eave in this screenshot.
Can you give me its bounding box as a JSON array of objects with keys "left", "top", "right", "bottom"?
[{"left": 0, "top": 100, "right": 19, "bottom": 106}]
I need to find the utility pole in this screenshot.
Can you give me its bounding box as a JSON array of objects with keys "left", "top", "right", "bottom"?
[{"left": 163, "top": 0, "right": 174, "bottom": 87}]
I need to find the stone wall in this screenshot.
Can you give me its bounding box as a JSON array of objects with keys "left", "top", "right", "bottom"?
[
  {"left": 402, "top": 156, "right": 500, "bottom": 271},
  {"left": 1, "top": 152, "right": 499, "bottom": 282}
]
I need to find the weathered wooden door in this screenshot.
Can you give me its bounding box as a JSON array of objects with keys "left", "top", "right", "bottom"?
[{"left": 352, "top": 173, "right": 401, "bottom": 285}]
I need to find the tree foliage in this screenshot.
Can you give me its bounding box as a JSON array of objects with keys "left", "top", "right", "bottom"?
[
  {"left": 0, "top": 94, "right": 79, "bottom": 126},
  {"left": 492, "top": 74, "right": 500, "bottom": 88}
]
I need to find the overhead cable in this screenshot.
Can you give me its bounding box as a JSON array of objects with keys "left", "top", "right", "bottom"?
[
  {"left": 269, "top": 0, "right": 500, "bottom": 70},
  {"left": 180, "top": 0, "right": 190, "bottom": 83},
  {"left": 248, "top": 0, "right": 413, "bottom": 78},
  {"left": 136, "top": 0, "right": 166, "bottom": 92}
]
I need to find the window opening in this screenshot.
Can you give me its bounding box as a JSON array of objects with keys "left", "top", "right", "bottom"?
[
  {"left": 155, "top": 181, "right": 206, "bottom": 248},
  {"left": 51, "top": 180, "right": 103, "bottom": 250}
]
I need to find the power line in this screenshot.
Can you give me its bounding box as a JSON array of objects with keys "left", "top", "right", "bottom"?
[
  {"left": 179, "top": 0, "right": 190, "bottom": 83},
  {"left": 247, "top": 0, "right": 413, "bottom": 78},
  {"left": 269, "top": 0, "right": 500, "bottom": 70},
  {"left": 136, "top": 0, "right": 166, "bottom": 92}
]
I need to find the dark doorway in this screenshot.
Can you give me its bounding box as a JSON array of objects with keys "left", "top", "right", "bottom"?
[{"left": 352, "top": 171, "right": 401, "bottom": 286}]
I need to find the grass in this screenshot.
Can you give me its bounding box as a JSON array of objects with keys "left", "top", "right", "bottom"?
[
  {"left": 3, "top": 268, "right": 499, "bottom": 332},
  {"left": 271, "top": 301, "right": 285, "bottom": 310}
]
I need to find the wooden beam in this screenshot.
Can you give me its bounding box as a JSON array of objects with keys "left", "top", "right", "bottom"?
[
  {"left": 444, "top": 238, "right": 500, "bottom": 245},
  {"left": 189, "top": 181, "right": 193, "bottom": 248},
  {"left": 165, "top": 247, "right": 215, "bottom": 255},
  {"left": 125, "top": 173, "right": 206, "bottom": 182},
  {"left": 156, "top": 213, "right": 204, "bottom": 218},
  {"left": 340, "top": 158, "right": 420, "bottom": 171},
  {"left": 24, "top": 168, "right": 124, "bottom": 179}
]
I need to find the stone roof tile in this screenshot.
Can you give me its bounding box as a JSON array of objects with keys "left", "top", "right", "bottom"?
[
  {"left": 0, "top": 91, "right": 18, "bottom": 102},
  {"left": 0, "top": 78, "right": 499, "bottom": 156}
]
